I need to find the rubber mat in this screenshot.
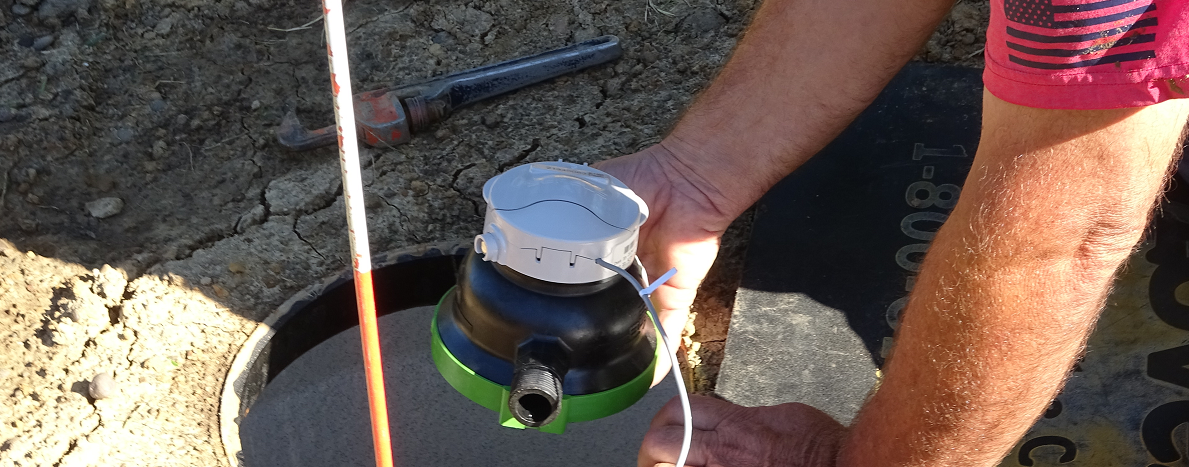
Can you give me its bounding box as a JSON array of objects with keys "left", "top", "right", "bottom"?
[{"left": 717, "top": 63, "right": 1189, "bottom": 465}]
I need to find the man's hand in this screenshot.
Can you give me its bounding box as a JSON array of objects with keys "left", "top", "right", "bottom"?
[
  {"left": 595, "top": 144, "right": 738, "bottom": 385},
  {"left": 595, "top": 0, "right": 953, "bottom": 390},
  {"left": 639, "top": 395, "right": 845, "bottom": 467}
]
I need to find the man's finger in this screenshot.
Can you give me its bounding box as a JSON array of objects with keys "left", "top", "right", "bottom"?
[
  {"left": 638, "top": 424, "right": 714, "bottom": 467},
  {"left": 648, "top": 394, "right": 737, "bottom": 431},
  {"left": 649, "top": 283, "right": 693, "bottom": 387}
]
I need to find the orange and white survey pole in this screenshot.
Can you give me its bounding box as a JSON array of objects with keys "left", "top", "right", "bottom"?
[{"left": 320, "top": 0, "right": 396, "bottom": 466}]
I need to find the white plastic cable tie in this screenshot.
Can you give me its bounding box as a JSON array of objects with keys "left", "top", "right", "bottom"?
[{"left": 639, "top": 267, "right": 677, "bottom": 296}]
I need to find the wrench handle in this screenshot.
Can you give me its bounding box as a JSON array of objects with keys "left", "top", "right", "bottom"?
[{"left": 432, "top": 35, "right": 622, "bottom": 109}]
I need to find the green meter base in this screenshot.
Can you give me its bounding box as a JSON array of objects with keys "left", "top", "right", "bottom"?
[{"left": 430, "top": 292, "right": 658, "bottom": 434}]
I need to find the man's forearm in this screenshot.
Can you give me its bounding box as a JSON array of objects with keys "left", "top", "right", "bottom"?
[
  {"left": 839, "top": 92, "right": 1189, "bottom": 466},
  {"left": 660, "top": 0, "right": 954, "bottom": 218}
]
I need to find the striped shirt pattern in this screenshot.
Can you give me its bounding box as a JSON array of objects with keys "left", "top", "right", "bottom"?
[{"left": 1002, "top": 0, "right": 1158, "bottom": 70}]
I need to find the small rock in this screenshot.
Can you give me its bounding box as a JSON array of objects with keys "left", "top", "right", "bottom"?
[
  {"left": 427, "top": 43, "right": 445, "bottom": 57},
  {"left": 680, "top": 8, "right": 726, "bottom": 35},
  {"left": 199, "top": 277, "right": 212, "bottom": 286},
  {"left": 235, "top": 204, "right": 265, "bottom": 233},
  {"left": 250, "top": 100, "right": 261, "bottom": 110},
  {"left": 456, "top": 7, "right": 494, "bottom": 37},
  {"left": 11, "top": 4, "right": 32, "bottom": 15},
  {"left": 151, "top": 140, "right": 167, "bottom": 158},
  {"left": 602, "top": 77, "right": 624, "bottom": 97},
  {"left": 85, "top": 197, "right": 124, "bottom": 219},
  {"left": 227, "top": 262, "right": 246, "bottom": 274},
  {"left": 481, "top": 113, "right": 501, "bottom": 128},
  {"left": 409, "top": 180, "right": 429, "bottom": 197},
  {"left": 31, "top": 35, "right": 53, "bottom": 51},
  {"left": 211, "top": 284, "right": 230, "bottom": 298},
  {"left": 149, "top": 99, "right": 166, "bottom": 112},
  {"left": 20, "top": 57, "right": 42, "bottom": 70},
  {"left": 88, "top": 372, "right": 116, "bottom": 400},
  {"left": 548, "top": 14, "right": 569, "bottom": 37},
  {"left": 640, "top": 50, "right": 659, "bottom": 64},
  {"left": 114, "top": 127, "right": 134, "bottom": 142},
  {"left": 153, "top": 16, "right": 173, "bottom": 35},
  {"left": 17, "top": 219, "right": 37, "bottom": 232}
]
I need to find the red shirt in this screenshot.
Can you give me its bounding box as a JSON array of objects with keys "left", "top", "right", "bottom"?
[{"left": 984, "top": 0, "right": 1189, "bottom": 109}]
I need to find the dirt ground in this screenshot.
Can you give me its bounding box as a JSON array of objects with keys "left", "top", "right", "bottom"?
[{"left": 0, "top": 0, "right": 987, "bottom": 464}]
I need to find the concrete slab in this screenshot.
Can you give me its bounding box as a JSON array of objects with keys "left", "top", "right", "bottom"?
[{"left": 240, "top": 306, "right": 678, "bottom": 467}]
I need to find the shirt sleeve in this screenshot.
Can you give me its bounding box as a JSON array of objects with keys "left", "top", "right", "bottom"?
[{"left": 983, "top": 0, "right": 1189, "bottom": 109}]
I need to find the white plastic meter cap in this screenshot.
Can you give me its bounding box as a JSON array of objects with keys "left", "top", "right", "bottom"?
[{"left": 475, "top": 161, "right": 648, "bottom": 284}]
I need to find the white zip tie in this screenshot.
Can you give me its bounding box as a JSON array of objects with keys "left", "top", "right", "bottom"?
[{"left": 639, "top": 267, "right": 677, "bottom": 296}]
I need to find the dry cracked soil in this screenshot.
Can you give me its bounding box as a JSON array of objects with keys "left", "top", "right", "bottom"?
[{"left": 0, "top": 0, "right": 987, "bottom": 464}]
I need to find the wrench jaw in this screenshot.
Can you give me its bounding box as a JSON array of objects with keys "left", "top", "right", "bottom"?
[
  {"left": 275, "top": 95, "right": 445, "bottom": 151},
  {"left": 276, "top": 110, "right": 338, "bottom": 151},
  {"left": 275, "top": 94, "right": 411, "bottom": 151},
  {"left": 356, "top": 91, "right": 413, "bottom": 148},
  {"left": 275, "top": 94, "right": 417, "bottom": 151}
]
